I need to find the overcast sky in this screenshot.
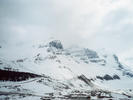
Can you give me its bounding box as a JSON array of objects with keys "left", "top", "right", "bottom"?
[{"left": 0, "top": 0, "right": 133, "bottom": 60}]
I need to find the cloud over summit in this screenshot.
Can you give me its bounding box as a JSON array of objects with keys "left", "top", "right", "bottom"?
[{"left": 0, "top": 0, "right": 133, "bottom": 57}]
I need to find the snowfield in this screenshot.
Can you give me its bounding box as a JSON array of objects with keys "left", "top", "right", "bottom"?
[{"left": 0, "top": 39, "right": 133, "bottom": 99}]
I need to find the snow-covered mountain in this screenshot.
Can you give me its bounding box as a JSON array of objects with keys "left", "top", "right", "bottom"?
[{"left": 0, "top": 39, "right": 133, "bottom": 100}]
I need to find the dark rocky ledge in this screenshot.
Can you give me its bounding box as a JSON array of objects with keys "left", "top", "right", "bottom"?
[
  {"left": 96, "top": 74, "right": 120, "bottom": 81},
  {"left": 0, "top": 69, "right": 41, "bottom": 81}
]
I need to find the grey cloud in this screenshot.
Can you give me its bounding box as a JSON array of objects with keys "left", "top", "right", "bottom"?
[{"left": 0, "top": 0, "right": 133, "bottom": 57}]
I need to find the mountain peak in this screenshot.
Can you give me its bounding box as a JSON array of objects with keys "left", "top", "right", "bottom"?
[{"left": 49, "top": 40, "right": 63, "bottom": 49}]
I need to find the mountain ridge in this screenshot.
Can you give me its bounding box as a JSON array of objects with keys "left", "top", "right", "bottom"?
[{"left": 0, "top": 39, "right": 133, "bottom": 99}]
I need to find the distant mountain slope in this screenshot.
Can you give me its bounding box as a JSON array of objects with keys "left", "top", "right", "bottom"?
[{"left": 0, "top": 39, "right": 133, "bottom": 99}]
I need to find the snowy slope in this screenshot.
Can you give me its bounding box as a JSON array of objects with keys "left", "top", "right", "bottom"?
[{"left": 0, "top": 39, "right": 133, "bottom": 99}]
